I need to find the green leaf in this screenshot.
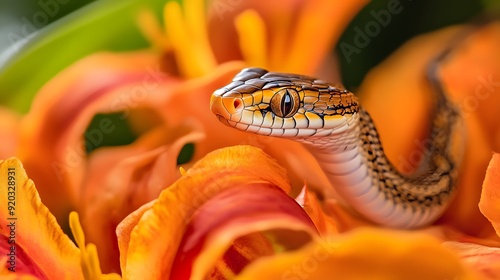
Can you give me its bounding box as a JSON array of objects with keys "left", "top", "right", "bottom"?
[
  {"left": 84, "top": 112, "right": 137, "bottom": 154},
  {"left": 0, "top": 0, "right": 169, "bottom": 113},
  {"left": 482, "top": 0, "right": 500, "bottom": 9},
  {"left": 177, "top": 143, "right": 195, "bottom": 165}
]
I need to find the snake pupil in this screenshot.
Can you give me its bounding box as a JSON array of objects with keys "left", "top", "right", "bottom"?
[
  {"left": 282, "top": 90, "right": 293, "bottom": 116},
  {"left": 270, "top": 88, "right": 299, "bottom": 118}
]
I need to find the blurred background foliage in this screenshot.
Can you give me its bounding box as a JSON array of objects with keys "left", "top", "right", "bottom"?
[
  {"left": 0, "top": 0, "right": 497, "bottom": 110},
  {"left": 0, "top": 0, "right": 497, "bottom": 153},
  {"left": 0, "top": 0, "right": 167, "bottom": 112}
]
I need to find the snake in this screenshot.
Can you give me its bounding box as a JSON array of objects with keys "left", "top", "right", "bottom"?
[{"left": 210, "top": 65, "right": 462, "bottom": 229}]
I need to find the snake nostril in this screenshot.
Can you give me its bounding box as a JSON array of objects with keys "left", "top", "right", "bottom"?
[{"left": 233, "top": 99, "right": 243, "bottom": 110}]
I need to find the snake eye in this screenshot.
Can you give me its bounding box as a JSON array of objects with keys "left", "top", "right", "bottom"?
[{"left": 270, "top": 88, "right": 300, "bottom": 118}]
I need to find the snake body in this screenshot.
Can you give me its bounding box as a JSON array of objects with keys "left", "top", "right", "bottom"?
[{"left": 210, "top": 67, "right": 461, "bottom": 228}]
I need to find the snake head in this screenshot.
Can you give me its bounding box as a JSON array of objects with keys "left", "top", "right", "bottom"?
[{"left": 211, "top": 67, "right": 359, "bottom": 137}]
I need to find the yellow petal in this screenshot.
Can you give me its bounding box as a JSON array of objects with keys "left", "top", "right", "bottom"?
[
  {"left": 236, "top": 229, "right": 479, "bottom": 280},
  {"left": 163, "top": 0, "right": 216, "bottom": 78},
  {"left": 136, "top": 9, "right": 171, "bottom": 51},
  {"left": 234, "top": 9, "right": 267, "bottom": 68},
  {"left": 0, "top": 158, "right": 82, "bottom": 279},
  {"left": 69, "top": 212, "right": 121, "bottom": 280}
]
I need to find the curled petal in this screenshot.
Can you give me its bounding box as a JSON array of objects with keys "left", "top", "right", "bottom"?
[
  {"left": 0, "top": 158, "right": 81, "bottom": 279},
  {"left": 117, "top": 146, "right": 294, "bottom": 279},
  {"left": 175, "top": 183, "right": 318, "bottom": 279},
  {"left": 18, "top": 51, "right": 169, "bottom": 220},
  {"left": 236, "top": 229, "right": 479, "bottom": 280}
]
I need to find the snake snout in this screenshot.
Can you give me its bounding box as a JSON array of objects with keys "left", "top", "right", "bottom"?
[{"left": 210, "top": 95, "right": 243, "bottom": 120}]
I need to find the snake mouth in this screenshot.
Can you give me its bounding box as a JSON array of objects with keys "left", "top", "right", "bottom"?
[
  {"left": 215, "top": 114, "right": 239, "bottom": 129},
  {"left": 214, "top": 109, "right": 358, "bottom": 138},
  {"left": 213, "top": 113, "right": 320, "bottom": 138},
  {"left": 215, "top": 114, "right": 228, "bottom": 124}
]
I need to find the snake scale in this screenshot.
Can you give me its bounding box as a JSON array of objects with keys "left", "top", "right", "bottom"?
[{"left": 210, "top": 66, "right": 462, "bottom": 228}]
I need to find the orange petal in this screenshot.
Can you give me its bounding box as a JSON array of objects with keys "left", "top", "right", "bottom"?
[
  {"left": 172, "top": 183, "right": 318, "bottom": 279},
  {"left": 444, "top": 242, "right": 500, "bottom": 279},
  {"left": 237, "top": 229, "right": 479, "bottom": 280},
  {"left": 439, "top": 22, "right": 500, "bottom": 152},
  {"left": 0, "top": 158, "right": 81, "bottom": 279},
  {"left": 118, "top": 145, "right": 293, "bottom": 279},
  {"left": 479, "top": 153, "right": 500, "bottom": 237}
]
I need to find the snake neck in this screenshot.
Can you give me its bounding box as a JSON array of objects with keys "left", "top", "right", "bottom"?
[{"left": 296, "top": 105, "right": 461, "bottom": 228}]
